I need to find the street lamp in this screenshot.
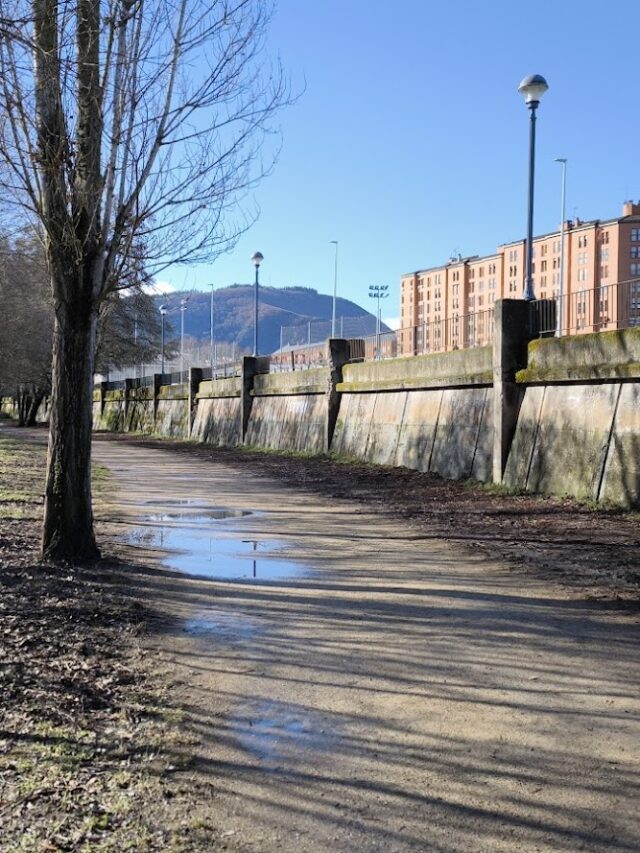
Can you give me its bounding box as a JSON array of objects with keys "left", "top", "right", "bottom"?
[
  {"left": 159, "top": 304, "right": 167, "bottom": 374},
  {"left": 208, "top": 282, "right": 216, "bottom": 376},
  {"left": 518, "top": 73, "right": 549, "bottom": 301},
  {"left": 330, "top": 240, "right": 339, "bottom": 338},
  {"left": 554, "top": 158, "right": 568, "bottom": 336},
  {"left": 251, "top": 251, "right": 264, "bottom": 356},
  {"left": 368, "top": 285, "right": 389, "bottom": 359},
  {"left": 180, "top": 297, "right": 189, "bottom": 376}
]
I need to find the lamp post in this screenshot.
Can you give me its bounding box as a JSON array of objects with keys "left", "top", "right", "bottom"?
[
  {"left": 179, "top": 297, "right": 188, "bottom": 376},
  {"left": 133, "top": 316, "right": 138, "bottom": 378},
  {"left": 330, "top": 240, "right": 338, "bottom": 338},
  {"left": 554, "top": 158, "right": 567, "bottom": 336},
  {"left": 251, "top": 251, "right": 263, "bottom": 356},
  {"left": 368, "top": 285, "right": 389, "bottom": 359},
  {"left": 209, "top": 282, "right": 215, "bottom": 376},
  {"left": 518, "top": 73, "right": 549, "bottom": 301},
  {"left": 159, "top": 304, "right": 167, "bottom": 374}
]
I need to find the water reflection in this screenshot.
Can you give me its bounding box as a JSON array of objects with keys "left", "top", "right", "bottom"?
[
  {"left": 231, "top": 699, "right": 336, "bottom": 766},
  {"left": 120, "top": 510, "right": 308, "bottom": 581}
]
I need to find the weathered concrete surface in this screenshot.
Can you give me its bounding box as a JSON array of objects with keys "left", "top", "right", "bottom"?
[
  {"left": 125, "top": 397, "right": 155, "bottom": 433},
  {"left": 493, "top": 299, "right": 530, "bottom": 482},
  {"left": 503, "top": 382, "right": 640, "bottom": 506},
  {"left": 191, "top": 396, "right": 242, "bottom": 447},
  {"left": 600, "top": 383, "right": 640, "bottom": 506},
  {"left": 196, "top": 377, "right": 242, "bottom": 399},
  {"left": 0, "top": 397, "right": 16, "bottom": 417},
  {"left": 92, "top": 438, "right": 640, "bottom": 853},
  {"left": 339, "top": 345, "right": 492, "bottom": 392},
  {"left": 94, "top": 392, "right": 126, "bottom": 431},
  {"left": 518, "top": 327, "right": 640, "bottom": 383},
  {"left": 333, "top": 387, "right": 493, "bottom": 481},
  {"left": 253, "top": 368, "right": 327, "bottom": 396},
  {"left": 245, "top": 393, "right": 326, "bottom": 453},
  {"left": 154, "top": 397, "right": 189, "bottom": 438}
]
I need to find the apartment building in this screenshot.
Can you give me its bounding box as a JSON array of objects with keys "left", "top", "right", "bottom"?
[{"left": 400, "top": 201, "right": 640, "bottom": 353}]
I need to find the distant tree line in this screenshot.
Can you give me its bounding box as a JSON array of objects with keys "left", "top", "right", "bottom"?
[{"left": 0, "top": 231, "right": 163, "bottom": 424}]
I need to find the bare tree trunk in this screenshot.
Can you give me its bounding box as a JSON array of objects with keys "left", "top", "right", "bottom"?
[
  {"left": 26, "top": 389, "right": 45, "bottom": 426},
  {"left": 16, "top": 386, "right": 29, "bottom": 426},
  {"left": 42, "top": 284, "right": 99, "bottom": 562}
]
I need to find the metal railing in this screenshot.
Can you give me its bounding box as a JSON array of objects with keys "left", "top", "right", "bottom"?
[
  {"left": 271, "top": 342, "right": 330, "bottom": 371},
  {"left": 270, "top": 339, "right": 367, "bottom": 372},
  {"left": 386, "top": 309, "right": 496, "bottom": 360},
  {"left": 280, "top": 315, "right": 383, "bottom": 348},
  {"left": 201, "top": 361, "right": 242, "bottom": 380},
  {"left": 536, "top": 279, "right": 640, "bottom": 337}
]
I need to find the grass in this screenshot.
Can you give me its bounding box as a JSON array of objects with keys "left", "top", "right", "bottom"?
[{"left": 0, "top": 430, "right": 220, "bottom": 851}]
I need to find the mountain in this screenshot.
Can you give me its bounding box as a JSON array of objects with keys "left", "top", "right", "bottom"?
[{"left": 155, "top": 284, "right": 389, "bottom": 353}]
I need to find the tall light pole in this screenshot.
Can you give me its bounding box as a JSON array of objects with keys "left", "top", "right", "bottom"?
[
  {"left": 518, "top": 73, "right": 549, "bottom": 301},
  {"left": 368, "top": 285, "right": 389, "bottom": 359},
  {"left": 330, "top": 240, "right": 338, "bottom": 338},
  {"left": 180, "top": 297, "right": 188, "bottom": 376},
  {"left": 554, "top": 158, "right": 567, "bottom": 336},
  {"left": 133, "top": 315, "right": 138, "bottom": 378},
  {"left": 159, "top": 304, "right": 167, "bottom": 374},
  {"left": 251, "top": 251, "right": 264, "bottom": 356},
  {"left": 209, "top": 282, "right": 215, "bottom": 375}
]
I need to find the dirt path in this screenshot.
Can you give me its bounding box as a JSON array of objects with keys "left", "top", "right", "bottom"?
[{"left": 92, "top": 438, "right": 640, "bottom": 853}]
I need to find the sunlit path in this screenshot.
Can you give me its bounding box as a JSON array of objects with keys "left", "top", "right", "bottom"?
[{"left": 93, "top": 437, "right": 640, "bottom": 853}]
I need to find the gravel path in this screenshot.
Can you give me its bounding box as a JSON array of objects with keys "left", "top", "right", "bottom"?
[{"left": 93, "top": 438, "right": 640, "bottom": 853}]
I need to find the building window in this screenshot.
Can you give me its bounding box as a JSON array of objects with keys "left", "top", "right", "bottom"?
[
  {"left": 632, "top": 247, "right": 640, "bottom": 258},
  {"left": 631, "top": 263, "right": 640, "bottom": 276},
  {"left": 632, "top": 229, "right": 640, "bottom": 242}
]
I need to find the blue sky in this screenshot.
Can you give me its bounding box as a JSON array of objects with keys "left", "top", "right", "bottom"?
[{"left": 160, "top": 0, "right": 640, "bottom": 325}]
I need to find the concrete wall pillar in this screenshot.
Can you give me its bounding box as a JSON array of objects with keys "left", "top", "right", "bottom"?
[
  {"left": 492, "top": 300, "right": 531, "bottom": 483},
  {"left": 99, "top": 381, "right": 108, "bottom": 416},
  {"left": 241, "top": 356, "right": 259, "bottom": 442},
  {"left": 188, "top": 367, "right": 203, "bottom": 438},
  {"left": 124, "top": 378, "right": 134, "bottom": 429},
  {"left": 325, "top": 339, "right": 350, "bottom": 453},
  {"left": 152, "top": 373, "right": 162, "bottom": 432}
]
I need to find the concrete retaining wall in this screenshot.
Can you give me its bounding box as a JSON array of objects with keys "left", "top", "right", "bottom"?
[
  {"left": 246, "top": 393, "right": 327, "bottom": 453},
  {"left": 155, "top": 397, "right": 189, "bottom": 438},
  {"left": 333, "top": 386, "right": 492, "bottom": 481},
  {"left": 502, "top": 329, "right": 640, "bottom": 506},
  {"left": 504, "top": 381, "right": 640, "bottom": 506},
  {"left": 2, "top": 314, "right": 624, "bottom": 511},
  {"left": 192, "top": 396, "right": 242, "bottom": 446},
  {"left": 0, "top": 398, "right": 16, "bottom": 418}
]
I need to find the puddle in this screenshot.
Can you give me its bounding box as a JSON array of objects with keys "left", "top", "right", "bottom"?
[
  {"left": 143, "top": 509, "right": 252, "bottom": 523},
  {"left": 120, "top": 514, "right": 308, "bottom": 581},
  {"left": 184, "top": 610, "right": 260, "bottom": 641},
  {"left": 231, "top": 700, "right": 334, "bottom": 765}
]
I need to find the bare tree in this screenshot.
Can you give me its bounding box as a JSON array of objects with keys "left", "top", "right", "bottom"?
[
  {"left": 0, "top": 230, "right": 53, "bottom": 423},
  {"left": 0, "top": 0, "right": 288, "bottom": 561}
]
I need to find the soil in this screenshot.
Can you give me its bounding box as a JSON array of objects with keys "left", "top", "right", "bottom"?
[
  {"left": 90, "top": 433, "right": 640, "bottom": 852},
  {"left": 98, "top": 433, "right": 640, "bottom": 603},
  {"left": 0, "top": 426, "right": 221, "bottom": 851},
  {"left": 2, "top": 424, "right": 640, "bottom": 852}
]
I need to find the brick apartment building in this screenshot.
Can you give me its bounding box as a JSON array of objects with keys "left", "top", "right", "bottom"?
[{"left": 399, "top": 201, "right": 640, "bottom": 354}]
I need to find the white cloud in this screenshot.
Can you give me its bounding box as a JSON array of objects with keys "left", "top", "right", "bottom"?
[
  {"left": 382, "top": 316, "right": 401, "bottom": 331},
  {"left": 144, "top": 279, "right": 177, "bottom": 295}
]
